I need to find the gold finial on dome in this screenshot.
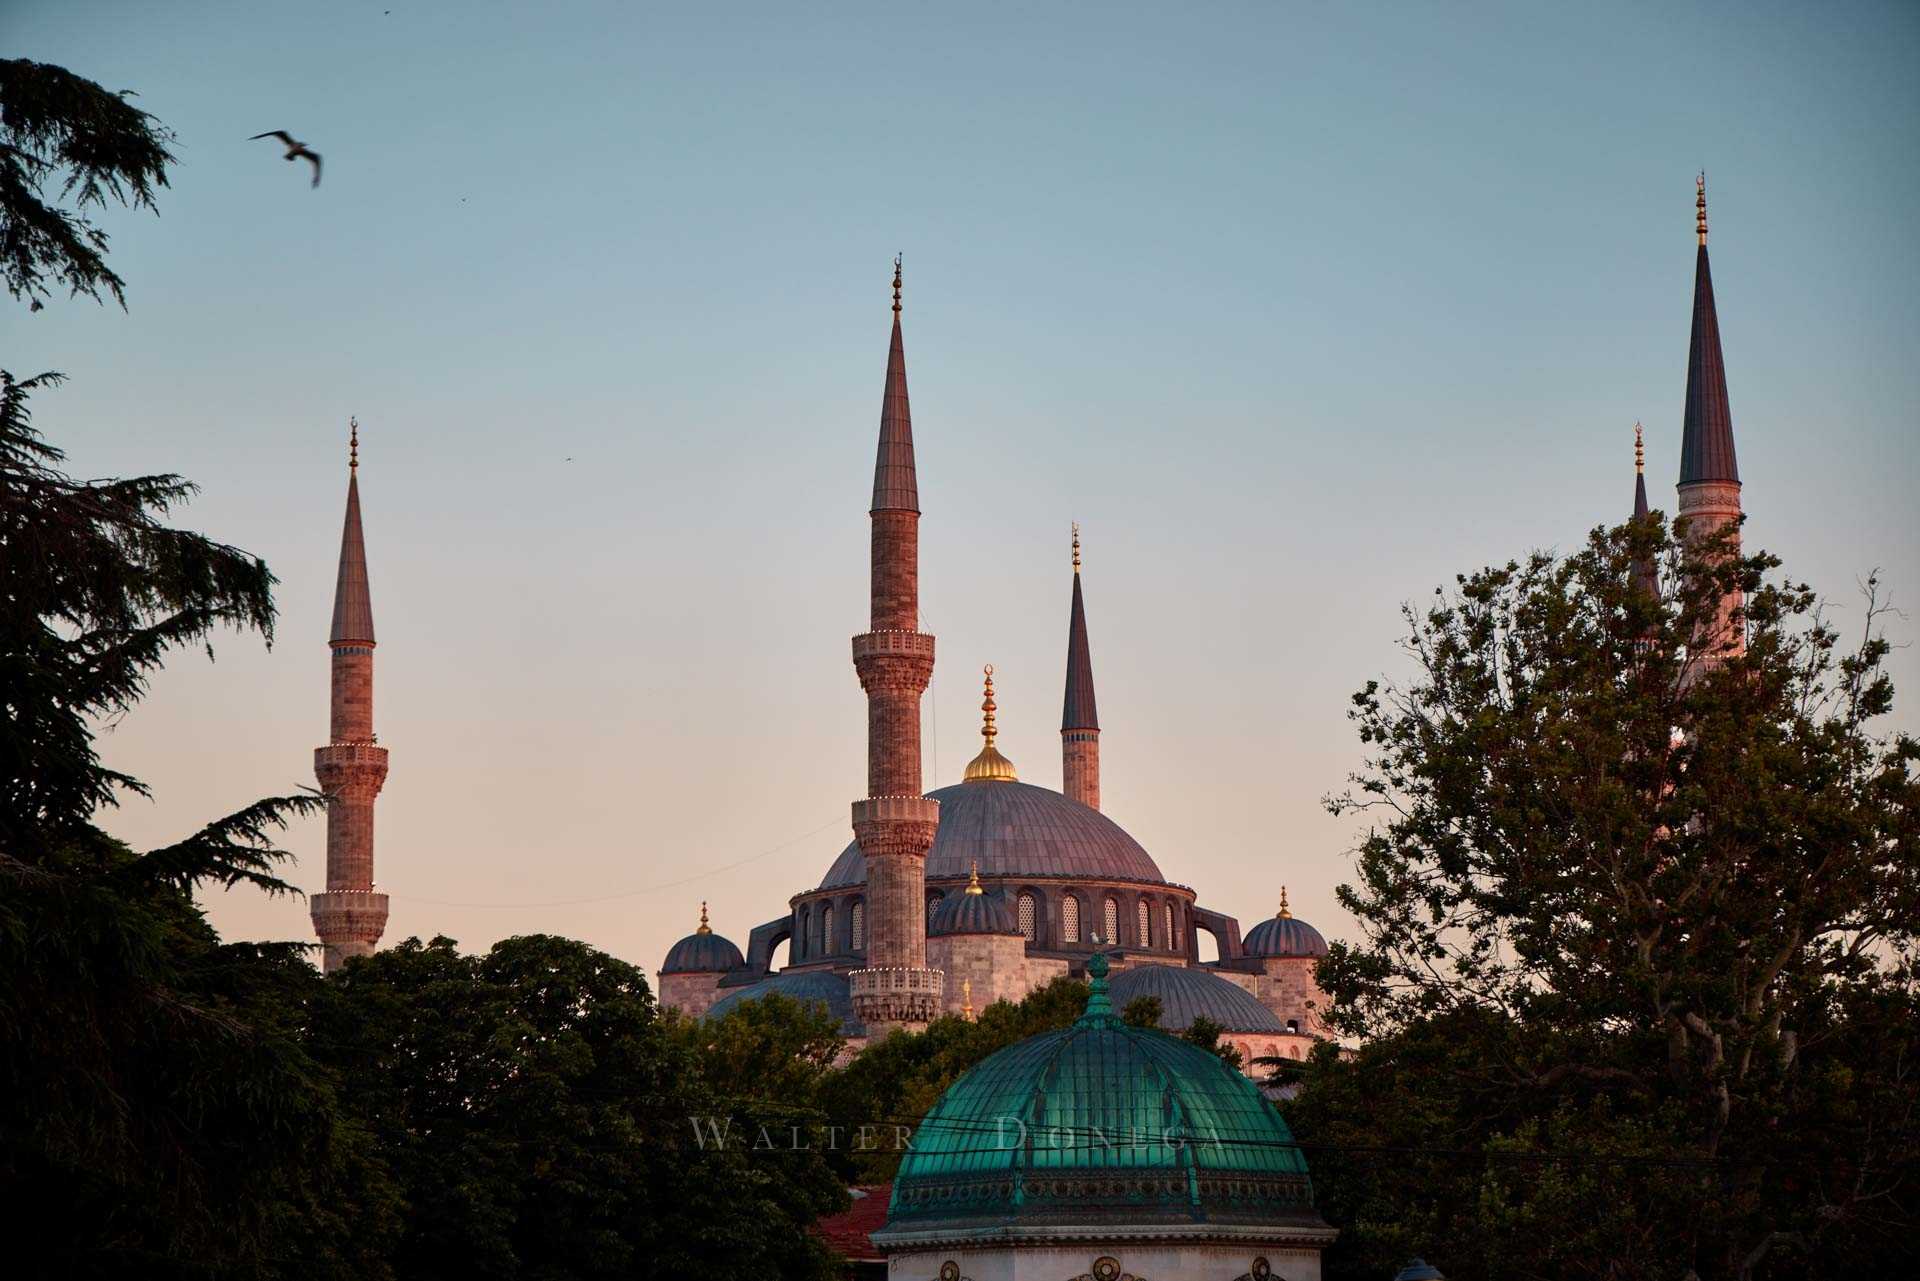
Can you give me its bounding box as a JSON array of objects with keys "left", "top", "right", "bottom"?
[
  {"left": 1278, "top": 886, "right": 1292, "bottom": 920},
  {"left": 962, "top": 978, "right": 975, "bottom": 1021},
  {"left": 1696, "top": 172, "right": 1708, "bottom": 246},
  {"left": 349, "top": 417, "right": 359, "bottom": 472},
  {"left": 962, "top": 664, "right": 1018, "bottom": 782},
  {"left": 1634, "top": 422, "right": 1645, "bottom": 475},
  {"left": 697, "top": 900, "right": 711, "bottom": 935},
  {"left": 1072, "top": 521, "right": 1081, "bottom": 574},
  {"left": 965, "top": 858, "right": 984, "bottom": 894}
]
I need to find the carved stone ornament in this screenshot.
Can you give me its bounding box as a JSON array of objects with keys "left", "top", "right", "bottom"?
[
  {"left": 934, "top": 1262, "right": 972, "bottom": 1281},
  {"left": 1234, "top": 1258, "right": 1276, "bottom": 1281},
  {"left": 1067, "top": 1256, "right": 1147, "bottom": 1281}
]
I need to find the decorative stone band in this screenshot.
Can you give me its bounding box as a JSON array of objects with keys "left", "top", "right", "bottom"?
[
  {"left": 1676, "top": 479, "right": 1742, "bottom": 525},
  {"left": 852, "top": 794, "right": 940, "bottom": 860},
  {"left": 872, "top": 1219, "right": 1339, "bottom": 1251},
  {"left": 309, "top": 889, "right": 390, "bottom": 946},
  {"left": 887, "top": 1170, "right": 1317, "bottom": 1228},
  {"left": 314, "top": 742, "right": 390, "bottom": 796},
  {"left": 850, "top": 965, "right": 944, "bottom": 1024}
]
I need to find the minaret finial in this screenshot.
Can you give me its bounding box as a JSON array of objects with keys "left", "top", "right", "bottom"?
[
  {"left": 981, "top": 665, "right": 996, "bottom": 746},
  {"left": 966, "top": 858, "right": 983, "bottom": 894},
  {"left": 349, "top": 417, "right": 359, "bottom": 472},
  {"left": 1278, "top": 886, "right": 1292, "bottom": 919},
  {"left": 1634, "top": 422, "right": 1645, "bottom": 475},
  {"left": 1071, "top": 521, "right": 1081, "bottom": 573},
  {"left": 892, "top": 254, "right": 902, "bottom": 317},
  {"left": 1696, "top": 172, "right": 1708, "bottom": 246},
  {"left": 698, "top": 900, "right": 711, "bottom": 934}
]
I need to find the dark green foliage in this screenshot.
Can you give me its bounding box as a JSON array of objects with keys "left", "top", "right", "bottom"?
[
  {"left": 1180, "top": 1013, "right": 1245, "bottom": 1071},
  {"left": 0, "top": 59, "right": 174, "bottom": 310},
  {"left": 1121, "top": 993, "right": 1163, "bottom": 1028},
  {"left": 810, "top": 976, "right": 1091, "bottom": 1182},
  {"left": 311, "top": 936, "right": 848, "bottom": 1281},
  {"left": 0, "top": 369, "right": 389, "bottom": 1278},
  {"left": 1294, "top": 517, "right": 1920, "bottom": 1280}
]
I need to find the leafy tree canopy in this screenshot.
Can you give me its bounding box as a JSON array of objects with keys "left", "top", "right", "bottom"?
[
  {"left": 1292, "top": 516, "right": 1919, "bottom": 1281},
  {"left": 0, "top": 59, "right": 173, "bottom": 310}
]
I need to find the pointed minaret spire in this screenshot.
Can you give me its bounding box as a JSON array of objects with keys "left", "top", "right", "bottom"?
[
  {"left": 849, "top": 258, "right": 942, "bottom": 1035},
  {"left": 311, "top": 418, "right": 390, "bottom": 973},
  {"left": 1061, "top": 524, "right": 1101, "bottom": 810},
  {"left": 872, "top": 254, "right": 919, "bottom": 514},
  {"left": 1676, "top": 174, "right": 1745, "bottom": 662},
  {"left": 1631, "top": 424, "right": 1660, "bottom": 601}
]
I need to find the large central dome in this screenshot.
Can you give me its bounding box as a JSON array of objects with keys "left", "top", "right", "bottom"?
[{"left": 817, "top": 779, "right": 1164, "bottom": 890}]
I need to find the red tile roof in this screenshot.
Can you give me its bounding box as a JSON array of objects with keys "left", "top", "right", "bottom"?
[{"left": 813, "top": 1184, "right": 890, "bottom": 1262}]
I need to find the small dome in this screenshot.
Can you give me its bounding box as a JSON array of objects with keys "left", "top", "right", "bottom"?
[
  {"left": 1242, "top": 888, "right": 1329, "bottom": 958},
  {"left": 1109, "top": 963, "right": 1288, "bottom": 1033},
  {"left": 878, "top": 953, "right": 1325, "bottom": 1239},
  {"left": 929, "top": 866, "right": 1019, "bottom": 936},
  {"left": 660, "top": 903, "right": 744, "bottom": 974},
  {"left": 706, "top": 970, "right": 860, "bottom": 1034}
]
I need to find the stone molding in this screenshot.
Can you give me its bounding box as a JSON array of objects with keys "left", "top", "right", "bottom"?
[
  {"left": 850, "top": 965, "right": 943, "bottom": 1025},
  {"left": 309, "top": 890, "right": 389, "bottom": 946}
]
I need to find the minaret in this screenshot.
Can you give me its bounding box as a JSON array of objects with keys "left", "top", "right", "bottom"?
[
  {"left": 1676, "top": 175, "right": 1744, "bottom": 661},
  {"left": 1061, "top": 523, "right": 1101, "bottom": 809},
  {"left": 847, "top": 258, "right": 943, "bottom": 1034},
  {"left": 1630, "top": 423, "right": 1660, "bottom": 601},
  {"left": 310, "top": 419, "right": 390, "bottom": 973}
]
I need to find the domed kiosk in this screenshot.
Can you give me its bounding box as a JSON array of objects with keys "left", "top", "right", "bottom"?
[{"left": 872, "top": 951, "right": 1335, "bottom": 1278}]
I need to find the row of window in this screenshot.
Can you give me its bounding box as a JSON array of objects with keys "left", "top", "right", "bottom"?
[
  {"left": 931, "top": 886, "right": 1187, "bottom": 952},
  {"left": 792, "top": 886, "right": 1190, "bottom": 960}
]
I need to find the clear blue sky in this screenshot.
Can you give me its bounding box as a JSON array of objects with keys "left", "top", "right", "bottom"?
[{"left": 13, "top": 1, "right": 1918, "bottom": 972}]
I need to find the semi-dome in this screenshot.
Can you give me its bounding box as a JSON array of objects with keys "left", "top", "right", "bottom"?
[
  {"left": 705, "top": 969, "right": 860, "bottom": 1034},
  {"left": 818, "top": 780, "right": 1164, "bottom": 890},
  {"left": 659, "top": 903, "right": 745, "bottom": 974},
  {"left": 929, "top": 864, "right": 1020, "bottom": 936},
  {"left": 1109, "top": 963, "right": 1288, "bottom": 1033},
  {"left": 877, "top": 953, "right": 1324, "bottom": 1239},
  {"left": 1242, "top": 889, "right": 1329, "bottom": 958}
]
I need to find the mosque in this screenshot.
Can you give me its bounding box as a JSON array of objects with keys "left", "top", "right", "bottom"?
[
  {"left": 308, "top": 178, "right": 1748, "bottom": 1280},
  {"left": 654, "top": 255, "right": 1336, "bottom": 1069}
]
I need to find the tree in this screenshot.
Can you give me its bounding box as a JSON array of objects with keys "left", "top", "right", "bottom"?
[
  {"left": 0, "top": 60, "right": 174, "bottom": 310},
  {"left": 1297, "top": 516, "right": 1920, "bottom": 1280},
  {"left": 310, "top": 935, "right": 849, "bottom": 1281},
  {"left": 0, "top": 369, "right": 391, "bottom": 1278}
]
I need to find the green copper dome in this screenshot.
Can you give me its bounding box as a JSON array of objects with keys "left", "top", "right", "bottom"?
[{"left": 878, "top": 953, "right": 1323, "bottom": 1238}]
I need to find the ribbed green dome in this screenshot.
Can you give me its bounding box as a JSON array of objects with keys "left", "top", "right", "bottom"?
[{"left": 880, "top": 954, "right": 1321, "bottom": 1235}]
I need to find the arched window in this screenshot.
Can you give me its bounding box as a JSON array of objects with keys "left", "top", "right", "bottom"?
[
  {"left": 1061, "top": 894, "right": 1081, "bottom": 943},
  {"left": 850, "top": 900, "right": 865, "bottom": 951},
  {"left": 1017, "top": 892, "right": 1037, "bottom": 942},
  {"left": 1103, "top": 897, "right": 1119, "bottom": 946},
  {"left": 798, "top": 906, "right": 810, "bottom": 959},
  {"left": 1137, "top": 900, "right": 1151, "bottom": 948},
  {"left": 821, "top": 904, "right": 834, "bottom": 953},
  {"left": 1164, "top": 903, "right": 1175, "bottom": 952},
  {"left": 1286, "top": 1018, "right": 1300, "bottom": 1035}
]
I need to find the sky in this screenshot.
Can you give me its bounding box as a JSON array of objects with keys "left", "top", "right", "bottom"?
[{"left": 12, "top": 1, "right": 1918, "bottom": 976}]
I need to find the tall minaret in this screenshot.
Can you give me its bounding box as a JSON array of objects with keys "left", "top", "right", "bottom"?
[
  {"left": 310, "top": 419, "right": 390, "bottom": 973},
  {"left": 1676, "top": 175, "right": 1744, "bottom": 661},
  {"left": 847, "top": 258, "right": 942, "bottom": 1034},
  {"left": 1061, "top": 523, "right": 1101, "bottom": 810}
]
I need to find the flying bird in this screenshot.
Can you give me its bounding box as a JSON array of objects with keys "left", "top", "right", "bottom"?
[{"left": 250, "top": 131, "right": 322, "bottom": 187}]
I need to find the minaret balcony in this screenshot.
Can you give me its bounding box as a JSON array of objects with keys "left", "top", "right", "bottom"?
[{"left": 852, "top": 630, "right": 935, "bottom": 661}]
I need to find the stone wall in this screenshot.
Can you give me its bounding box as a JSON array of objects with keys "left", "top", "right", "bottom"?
[
  {"left": 1255, "top": 956, "right": 1326, "bottom": 1036},
  {"left": 883, "top": 1239, "right": 1328, "bottom": 1280},
  {"left": 659, "top": 971, "right": 724, "bottom": 1018}
]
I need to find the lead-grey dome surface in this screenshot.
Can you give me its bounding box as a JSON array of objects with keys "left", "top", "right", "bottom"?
[
  {"left": 1108, "top": 963, "right": 1288, "bottom": 1033},
  {"left": 818, "top": 779, "right": 1164, "bottom": 890},
  {"left": 705, "top": 970, "right": 862, "bottom": 1035}
]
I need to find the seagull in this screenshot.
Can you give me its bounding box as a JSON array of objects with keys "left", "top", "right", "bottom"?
[{"left": 250, "top": 131, "right": 322, "bottom": 187}]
